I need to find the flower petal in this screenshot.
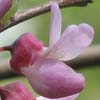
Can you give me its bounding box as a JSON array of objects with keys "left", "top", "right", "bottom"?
[
  {"left": 49, "top": 2, "right": 62, "bottom": 47},
  {"left": 0, "top": 81, "right": 36, "bottom": 100},
  {"left": 21, "top": 58, "right": 85, "bottom": 99},
  {"left": 10, "top": 32, "right": 44, "bottom": 74},
  {"left": 47, "top": 23, "right": 94, "bottom": 61},
  {"left": 0, "top": 0, "right": 12, "bottom": 20},
  {"left": 37, "top": 94, "right": 79, "bottom": 100}
]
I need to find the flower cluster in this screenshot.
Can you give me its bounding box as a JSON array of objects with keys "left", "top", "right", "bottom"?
[{"left": 0, "top": 2, "right": 94, "bottom": 100}]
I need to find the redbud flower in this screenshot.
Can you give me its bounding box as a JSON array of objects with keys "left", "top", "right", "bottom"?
[
  {"left": 0, "top": 81, "right": 36, "bottom": 100},
  {"left": 20, "top": 2, "right": 94, "bottom": 99},
  {"left": 0, "top": 2, "right": 94, "bottom": 100}
]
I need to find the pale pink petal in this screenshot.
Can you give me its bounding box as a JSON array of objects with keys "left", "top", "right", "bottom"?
[
  {"left": 47, "top": 23, "right": 94, "bottom": 61},
  {"left": 37, "top": 94, "right": 79, "bottom": 100},
  {"left": 49, "top": 2, "right": 62, "bottom": 47},
  {"left": 21, "top": 58, "right": 85, "bottom": 99}
]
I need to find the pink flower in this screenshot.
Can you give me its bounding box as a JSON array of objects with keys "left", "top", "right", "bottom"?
[
  {"left": 0, "top": 2, "right": 94, "bottom": 100},
  {"left": 20, "top": 2, "right": 94, "bottom": 99},
  {"left": 0, "top": 81, "right": 79, "bottom": 100}
]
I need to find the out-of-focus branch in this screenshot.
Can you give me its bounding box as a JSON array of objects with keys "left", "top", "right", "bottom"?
[
  {"left": 0, "top": 45, "right": 100, "bottom": 78},
  {"left": 0, "top": 59, "right": 18, "bottom": 78},
  {"left": 0, "top": 0, "right": 92, "bottom": 33},
  {"left": 67, "top": 45, "right": 100, "bottom": 69}
]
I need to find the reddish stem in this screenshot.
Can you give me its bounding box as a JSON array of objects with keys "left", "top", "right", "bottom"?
[{"left": 0, "top": 46, "right": 11, "bottom": 52}]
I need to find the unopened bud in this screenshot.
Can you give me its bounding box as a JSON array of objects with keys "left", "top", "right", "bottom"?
[
  {"left": 0, "top": 81, "right": 36, "bottom": 100},
  {"left": 7, "top": 32, "right": 43, "bottom": 73},
  {"left": 0, "top": 0, "right": 12, "bottom": 20},
  {"left": 0, "top": 0, "right": 18, "bottom": 28},
  {"left": 0, "top": 32, "right": 44, "bottom": 73}
]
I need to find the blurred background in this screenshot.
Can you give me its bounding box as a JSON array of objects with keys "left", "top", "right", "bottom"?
[{"left": 0, "top": 0, "right": 100, "bottom": 100}]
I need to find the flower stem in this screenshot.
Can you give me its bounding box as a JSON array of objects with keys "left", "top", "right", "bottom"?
[{"left": 0, "top": 46, "right": 11, "bottom": 52}]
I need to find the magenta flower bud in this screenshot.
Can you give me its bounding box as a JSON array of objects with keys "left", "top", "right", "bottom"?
[
  {"left": 0, "top": 81, "right": 36, "bottom": 100},
  {"left": 0, "top": 0, "right": 12, "bottom": 20},
  {"left": 0, "top": 32, "right": 44, "bottom": 73},
  {"left": 10, "top": 32, "right": 44, "bottom": 73}
]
